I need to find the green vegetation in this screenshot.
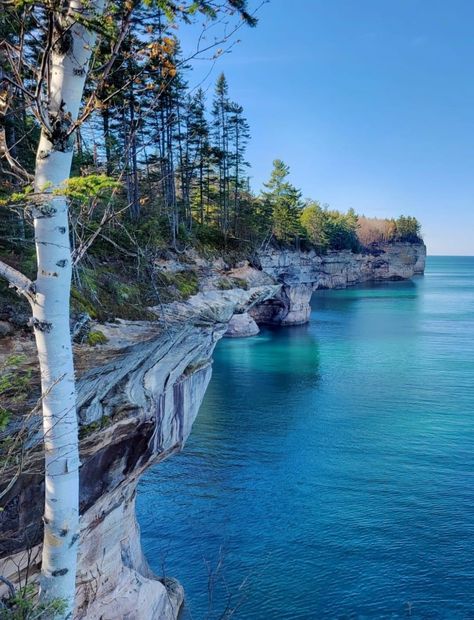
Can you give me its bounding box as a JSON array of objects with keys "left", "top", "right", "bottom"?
[
  {"left": 0, "top": 584, "right": 66, "bottom": 619},
  {"left": 231, "top": 277, "right": 248, "bottom": 290},
  {"left": 78, "top": 416, "right": 112, "bottom": 440},
  {"left": 216, "top": 278, "right": 234, "bottom": 290},
  {"left": 86, "top": 331, "right": 108, "bottom": 346},
  {"left": 156, "top": 270, "right": 200, "bottom": 302},
  {"left": 0, "top": 356, "right": 37, "bottom": 467},
  {"left": 393, "top": 216, "right": 421, "bottom": 242},
  {"left": 261, "top": 159, "right": 303, "bottom": 243},
  {"left": 69, "top": 264, "right": 161, "bottom": 321},
  {"left": 300, "top": 201, "right": 360, "bottom": 252},
  {"left": 300, "top": 202, "right": 421, "bottom": 253},
  {"left": 0, "top": 407, "right": 10, "bottom": 432},
  {"left": 216, "top": 277, "right": 248, "bottom": 290},
  {"left": 172, "top": 271, "right": 200, "bottom": 298}
]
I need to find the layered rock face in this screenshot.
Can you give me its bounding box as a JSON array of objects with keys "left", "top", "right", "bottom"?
[
  {"left": 251, "top": 241, "right": 426, "bottom": 326},
  {"left": 0, "top": 285, "right": 276, "bottom": 619}
]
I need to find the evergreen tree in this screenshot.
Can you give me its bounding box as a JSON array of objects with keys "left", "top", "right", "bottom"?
[
  {"left": 228, "top": 101, "right": 250, "bottom": 236},
  {"left": 186, "top": 89, "right": 210, "bottom": 225},
  {"left": 262, "top": 159, "right": 303, "bottom": 243},
  {"left": 395, "top": 215, "right": 421, "bottom": 241},
  {"left": 212, "top": 73, "right": 231, "bottom": 233},
  {"left": 300, "top": 200, "right": 329, "bottom": 253}
]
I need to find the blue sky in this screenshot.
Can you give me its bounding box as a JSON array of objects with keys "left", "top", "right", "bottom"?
[{"left": 182, "top": 0, "right": 474, "bottom": 255}]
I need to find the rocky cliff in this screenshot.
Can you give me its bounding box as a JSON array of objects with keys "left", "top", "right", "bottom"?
[
  {"left": 0, "top": 241, "right": 425, "bottom": 618},
  {"left": 0, "top": 285, "right": 276, "bottom": 619},
  {"left": 250, "top": 241, "right": 426, "bottom": 326}
]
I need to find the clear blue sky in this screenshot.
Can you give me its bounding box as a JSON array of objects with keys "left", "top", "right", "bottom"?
[{"left": 183, "top": 0, "right": 474, "bottom": 255}]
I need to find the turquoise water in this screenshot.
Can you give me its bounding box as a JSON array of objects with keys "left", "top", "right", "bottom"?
[{"left": 137, "top": 256, "right": 474, "bottom": 619}]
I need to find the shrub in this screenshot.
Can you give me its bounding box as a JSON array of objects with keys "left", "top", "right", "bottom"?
[
  {"left": 216, "top": 278, "right": 234, "bottom": 290},
  {"left": 0, "top": 583, "right": 66, "bottom": 619},
  {"left": 0, "top": 355, "right": 32, "bottom": 400},
  {"left": 155, "top": 269, "right": 200, "bottom": 301},
  {"left": 0, "top": 407, "right": 11, "bottom": 432},
  {"left": 174, "top": 271, "right": 199, "bottom": 297}
]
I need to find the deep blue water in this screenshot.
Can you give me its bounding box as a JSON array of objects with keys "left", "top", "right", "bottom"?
[{"left": 137, "top": 256, "right": 474, "bottom": 619}]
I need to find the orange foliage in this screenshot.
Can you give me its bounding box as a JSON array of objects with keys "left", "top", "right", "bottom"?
[{"left": 357, "top": 216, "right": 396, "bottom": 246}]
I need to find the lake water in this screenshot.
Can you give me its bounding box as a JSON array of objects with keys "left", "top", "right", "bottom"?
[{"left": 137, "top": 256, "right": 474, "bottom": 619}]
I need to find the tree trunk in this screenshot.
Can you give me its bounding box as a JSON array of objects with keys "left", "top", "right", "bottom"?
[
  {"left": 33, "top": 175, "right": 78, "bottom": 617},
  {"left": 102, "top": 108, "right": 112, "bottom": 176},
  {"left": 129, "top": 88, "right": 140, "bottom": 219},
  {"left": 234, "top": 122, "right": 239, "bottom": 235},
  {"left": 32, "top": 1, "right": 104, "bottom": 615},
  {"left": 199, "top": 150, "right": 204, "bottom": 226}
]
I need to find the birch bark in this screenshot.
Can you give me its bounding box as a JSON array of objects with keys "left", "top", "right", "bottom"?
[{"left": 30, "top": 1, "right": 104, "bottom": 615}]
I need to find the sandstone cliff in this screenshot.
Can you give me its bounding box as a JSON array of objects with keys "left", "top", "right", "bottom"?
[
  {"left": 250, "top": 241, "right": 426, "bottom": 326},
  {"left": 0, "top": 285, "right": 276, "bottom": 619}
]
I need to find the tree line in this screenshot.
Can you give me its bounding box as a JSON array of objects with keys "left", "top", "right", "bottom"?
[
  {"left": 258, "top": 159, "right": 421, "bottom": 252},
  {"left": 1, "top": 19, "right": 421, "bottom": 264}
]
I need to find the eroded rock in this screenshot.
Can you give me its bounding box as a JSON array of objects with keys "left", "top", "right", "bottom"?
[
  {"left": 0, "top": 289, "right": 267, "bottom": 619},
  {"left": 225, "top": 312, "right": 260, "bottom": 337},
  {"left": 252, "top": 241, "right": 426, "bottom": 325},
  {"left": 0, "top": 242, "right": 426, "bottom": 617}
]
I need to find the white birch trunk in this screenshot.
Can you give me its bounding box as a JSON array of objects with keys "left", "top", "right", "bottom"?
[{"left": 32, "top": 1, "right": 104, "bottom": 616}]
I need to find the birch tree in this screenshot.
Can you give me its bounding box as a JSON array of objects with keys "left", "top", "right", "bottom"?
[{"left": 1, "top": 0, "right": 106, "bottom": 615}]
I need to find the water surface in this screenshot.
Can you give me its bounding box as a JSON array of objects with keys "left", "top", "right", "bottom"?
[{"left": 138, "top": 256, "right": 474, "bottom": 619}]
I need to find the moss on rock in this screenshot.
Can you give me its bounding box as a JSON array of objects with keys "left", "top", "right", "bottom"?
[{"left": 87, "top": 331, "right": 108, "bottom": 346}]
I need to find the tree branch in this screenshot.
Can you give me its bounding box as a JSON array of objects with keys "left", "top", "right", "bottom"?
[
  {"left": 0, "top": 68, "right": 35, "bottom": 182},
  {"left": 0, "top": 259, "right": 35, "bottom": 303},
  {"left": 0, "top": 126, "right": 34, "bottom": 183}
]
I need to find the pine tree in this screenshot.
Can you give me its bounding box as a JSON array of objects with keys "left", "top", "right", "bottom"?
[
  {"left": 0, "top": 3, "right": 258, "bottom": 616},
  {"left": 262, "top": 159, "right": 303, "bottom": 243},
  {"left": 212, "top": 73, "right": 231, "bottom": 233},
  {"left": 228, "top": 101, "right": 250, "bottom": 236},
  {"left": 186, "top": 89, "right": 210, "bottom": 226}
]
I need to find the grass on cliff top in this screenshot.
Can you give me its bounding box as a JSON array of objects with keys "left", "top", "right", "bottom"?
[{"left": 71, "top": 260, "right": 161, "bottom": 321}]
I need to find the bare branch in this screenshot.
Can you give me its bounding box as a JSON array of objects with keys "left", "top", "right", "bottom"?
[
  {"left": 0, "top": 259, "right": 35, "bottom": 303},
  {"left": 0, "top": 126, "right": 34, "bottom": 183},
  {"left": 0, "top": 70, "right": 34, "bottom": 182}
]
